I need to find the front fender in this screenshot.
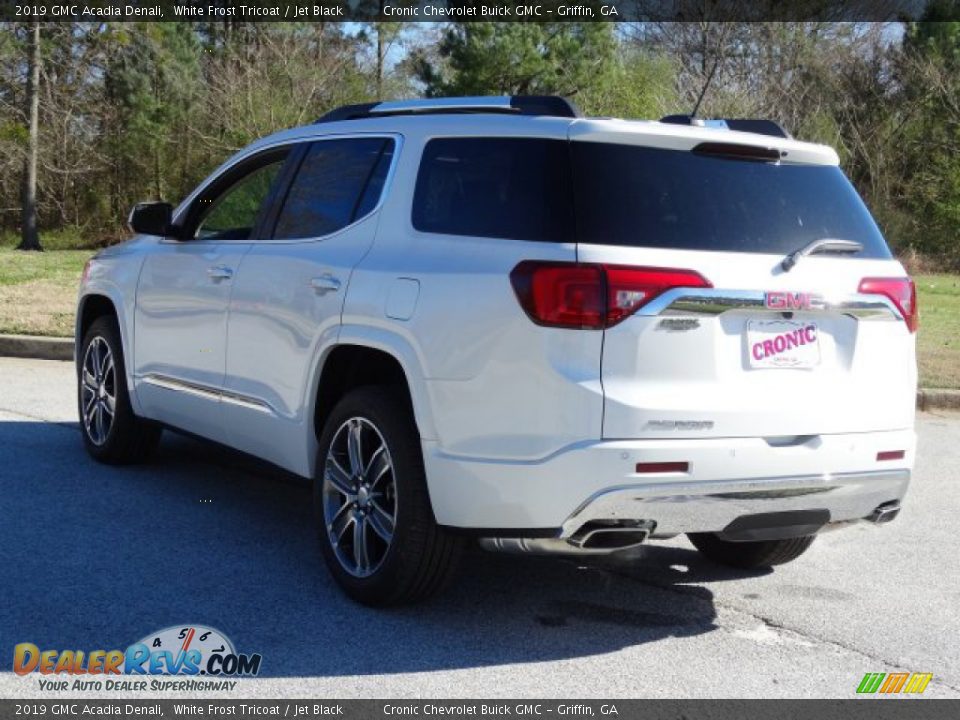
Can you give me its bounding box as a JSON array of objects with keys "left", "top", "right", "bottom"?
[{"left": 77, "top": 252, "right": 146, "bottom": 415}]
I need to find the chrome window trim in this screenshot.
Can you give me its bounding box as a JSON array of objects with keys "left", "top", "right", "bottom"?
[
  {"left": 166, "top": 132, "right": 404, "bottom": 246},
  {"left": 637, "top": 287, "right": 904, "bottom": 322}
]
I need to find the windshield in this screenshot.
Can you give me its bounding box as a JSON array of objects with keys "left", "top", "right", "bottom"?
[{"left": 571, "top": 142, "right": 892, "bottom": 258}]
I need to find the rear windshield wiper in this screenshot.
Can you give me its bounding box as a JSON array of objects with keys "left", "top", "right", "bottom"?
[{"left": 781, "top": 238, "right": 864, "bottom": 272}]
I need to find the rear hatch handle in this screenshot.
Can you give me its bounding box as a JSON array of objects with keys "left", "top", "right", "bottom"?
[{"left": 781, "top": 238, "right": 863, "bottom": 272}]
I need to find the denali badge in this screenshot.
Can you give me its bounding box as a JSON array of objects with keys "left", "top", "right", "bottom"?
[
  {"left": 645, "top": 420, "right": 715, "bottom": 431},
  {"left": 764, "top": 291, "right": 823, "bottom": 311}
]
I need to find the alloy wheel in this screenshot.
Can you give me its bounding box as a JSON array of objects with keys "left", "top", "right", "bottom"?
[
  {"left": 322, "top": 417, "right": 397, "bottom": 578},
  {"left": 80, "top": 336, "right": 116, "bottom": 446}
]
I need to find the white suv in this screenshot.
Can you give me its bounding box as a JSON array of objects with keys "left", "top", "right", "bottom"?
[{"left": 76, "top": 96, "right": 917, "bottom": 605}]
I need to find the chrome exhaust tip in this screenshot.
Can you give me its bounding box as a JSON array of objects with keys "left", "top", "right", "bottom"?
[
  {"left": 571, "top": 521, "right": 655, "bottom": 551},
  {"left": 867, "top": 501, "right": 901, "bottom": 524},
  {"left": 479, "top": 520, "right": 655, "bottom": 556}
]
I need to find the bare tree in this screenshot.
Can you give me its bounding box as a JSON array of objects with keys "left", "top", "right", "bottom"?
[{"left": 17, "top": 19, "right": 41, "bottom": 251}]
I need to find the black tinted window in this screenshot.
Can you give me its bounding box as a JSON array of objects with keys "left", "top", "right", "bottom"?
[
  {"left": 195, "top": 158, "right": 285, "bottom": 241},
  {"left": 274, "top": 138, "right": 392, "bottom": 239},
  {"left": 355, "top": 143, "right": 395, "bottom": 219},
  {"left": 571, "top": 142, "right": 891, "bottom": 257},
  {"left": 412, "top": 138, "right": 572, "bottom": 242}
]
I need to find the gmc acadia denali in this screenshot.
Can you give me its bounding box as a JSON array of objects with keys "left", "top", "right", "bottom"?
[{"left": 76, "top": 96, "right": 917, "bottom": 605}]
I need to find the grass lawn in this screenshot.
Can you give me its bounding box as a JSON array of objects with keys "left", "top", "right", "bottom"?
[
  {"left": 915, "top": 274, "right": 960, "bottom": 389},
  {"left": 0, "top": 249, "right": 957, "bottom": 388},
  {"left": 0, "top": 248, "right": 93, "bottom": 337}
]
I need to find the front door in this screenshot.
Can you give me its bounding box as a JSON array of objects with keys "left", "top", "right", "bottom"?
[{"left": 133, "top": 148, "right": 291, "bottom": 442}]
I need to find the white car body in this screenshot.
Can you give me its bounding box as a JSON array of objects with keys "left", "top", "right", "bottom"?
[{"left": 78, "top": 98, "right": 916, "bottom": 551}]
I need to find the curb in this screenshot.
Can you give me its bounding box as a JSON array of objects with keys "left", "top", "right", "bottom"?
[
  {"left": 916, "top": 388, "right": 960, "bottom": 411},
  {"left": 1, "top": 333, "right": 959, "bottom": 411},
  {"left": 0, "top": 334, "right": 74, "bottom": 362}
]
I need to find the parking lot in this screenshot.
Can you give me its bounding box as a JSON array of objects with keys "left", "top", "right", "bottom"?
[{"left": 1, "top": 356, "right": 958, "bottom": 699}]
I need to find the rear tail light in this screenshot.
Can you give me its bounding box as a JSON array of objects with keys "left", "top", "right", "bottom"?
[
  {"left": 510, "top": 261, "right": 711, "bottom": 329},
  {"left": 858, "top": 277, "right": 918, "bottom": 333}
]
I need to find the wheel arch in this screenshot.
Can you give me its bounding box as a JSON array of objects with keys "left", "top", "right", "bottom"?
[
  {"left": 76, "top": 290, "right": 141, "bottom": 414},
  {"left": 77, "top": 293, "right": 119, "bottom": 347},
  {"left": 306, "top": 326, "right": 438, "bottom": 477}
]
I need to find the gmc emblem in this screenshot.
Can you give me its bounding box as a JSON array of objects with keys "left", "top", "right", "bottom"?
[{"left": 764, "top": 291, "right": 821, "bottom": 310}]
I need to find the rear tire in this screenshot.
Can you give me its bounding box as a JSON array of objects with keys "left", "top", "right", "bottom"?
[
  {"left": 687, "top": 532, "right": 815, "bottom": 569},
  {"left": 314, "top": 386, "right": 463, "bottom": 606},
  {"left": 78, "top": 316, "right": 161, "bottom": 464}
]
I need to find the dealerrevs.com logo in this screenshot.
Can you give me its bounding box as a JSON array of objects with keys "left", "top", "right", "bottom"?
[
  {"left": 13, "top": 625, "right": 262, "bottom": 692},
  {"left": 857, "top": 672, "right": 933, "bottom": 695}
]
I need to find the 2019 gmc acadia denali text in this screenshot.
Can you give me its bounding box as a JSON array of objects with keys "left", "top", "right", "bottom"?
[{"left": 76, "top": 96, "right": 916, "bottom": 605}]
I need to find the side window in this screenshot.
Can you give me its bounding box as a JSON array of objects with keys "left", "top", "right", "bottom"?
[
  {"left": 192, "top": 153, "right": 287, "bottom": 241},
  {"left": 272, "top": 137, "right": 394, "bottom": 240},
  {"left": 412, "top": 137, "right": 573, "bottom": 243}
]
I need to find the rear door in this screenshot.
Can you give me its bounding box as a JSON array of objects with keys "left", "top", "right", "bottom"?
[
  {"left": 221, "top": 135, "right": 397, "bottom": 473},
  {"left": 570, "top": 136, "right": 917, "bottom": 439}
]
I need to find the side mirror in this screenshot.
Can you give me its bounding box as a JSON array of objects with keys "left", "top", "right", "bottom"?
[{"left": 128, "top": 202, "right": 173, "bottom": 236}]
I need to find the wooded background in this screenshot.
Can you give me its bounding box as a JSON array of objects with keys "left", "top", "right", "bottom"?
[{"left": 1, "top": 12, "right": 958, "bottom": 267}]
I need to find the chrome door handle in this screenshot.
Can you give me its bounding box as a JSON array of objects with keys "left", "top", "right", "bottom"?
[
  {"left": 207, "top": 265, "right": 233, "bottom": 281},
  {"left": 310, "top": 274, "right": 342, "bottom": 294}
]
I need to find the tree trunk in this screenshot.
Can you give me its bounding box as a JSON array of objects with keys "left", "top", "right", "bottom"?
[
  {"left": 18, "top": 19, "right": 42, "bottom": 252},
  {"left": 376, "top": 13, "right": 384, "bottom": 98}
]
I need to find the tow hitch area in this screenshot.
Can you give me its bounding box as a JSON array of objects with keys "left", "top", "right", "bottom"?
[{"left": 718, "top": 510, "right": 831, "bottom": 542}]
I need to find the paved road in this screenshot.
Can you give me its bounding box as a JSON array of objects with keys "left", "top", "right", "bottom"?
[{"left": 0, "top": 356, "right": 958, "bottom": 699}]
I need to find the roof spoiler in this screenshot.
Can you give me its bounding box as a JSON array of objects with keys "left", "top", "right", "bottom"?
[
  {"left": 316, "top": 96, "right": 582, "bottom": 123},
  {"left": 660, "top": 114, "right": 792, "bottom": 139}
]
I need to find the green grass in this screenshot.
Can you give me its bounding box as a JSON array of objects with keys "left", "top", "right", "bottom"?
[
  {"left": 0, "top": 248, "right": 957, "bottom": 388},
  {"left": 915, "top": 274, "right": 960, "bottom": 389},
  {"left": 0, "top": 247, "right": 92, "bottom": 286},
  {"left": 0, "top": 248, "right": 94, "bottom": 337},
  {"left": 0, "top": 226, "right": 103, "bottom": 252}
]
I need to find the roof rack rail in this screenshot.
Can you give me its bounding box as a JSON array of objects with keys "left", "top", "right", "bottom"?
[
  {"left": 315, "top": 96, "right": 582, "bottom": 123},
  {"left": 660, "top": 114, "right": 792, "bottom": 139}
]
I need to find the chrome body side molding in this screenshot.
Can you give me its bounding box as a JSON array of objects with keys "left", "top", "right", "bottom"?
[{"left": 140, "top": 374, "right": 275, "bottom": 415}]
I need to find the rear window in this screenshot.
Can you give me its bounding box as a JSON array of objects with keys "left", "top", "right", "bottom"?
[
  {"left": 571, "top": 142, "right": 892, "bottom": 258},
  {"left": 412, "top": 138, "right": 572, "bottom": 243}
]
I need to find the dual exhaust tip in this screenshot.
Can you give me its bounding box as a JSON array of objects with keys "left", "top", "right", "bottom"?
[
  {"left": 868, "top": 501, "right": 901, "bottom": 524},
  {"left": 480, "top": 501, "right": 903, "bottom": 557},
  {"left": 479, "top": 521, "right": 655, "bottom": 557}
]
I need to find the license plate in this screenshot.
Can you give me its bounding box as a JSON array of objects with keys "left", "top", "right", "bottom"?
[{"left": 746, "top": 320, "right": 821, "bottom": 369}]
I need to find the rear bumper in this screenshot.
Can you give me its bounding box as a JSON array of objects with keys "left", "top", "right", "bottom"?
[
  {"left": 559, "top": 469, "right": 909, "bottom": 538},
  {"left": 423, "top": 428, "right": 915, "bottom": 531}
]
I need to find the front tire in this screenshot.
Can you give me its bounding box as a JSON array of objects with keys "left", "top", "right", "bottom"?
[
  {"left": 78, "top": 316, "right": 161, "bottom": 464},
  {"left": 314, "top": 386, "right": 463, "bottom": 606},
  {"left": 687, "top": 532, "right": 816, "bottom": 569}
]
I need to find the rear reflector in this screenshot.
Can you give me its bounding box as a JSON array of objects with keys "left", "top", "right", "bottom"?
[
  {"left": 858, "top": 277, "right": 918, "bottom": 333},
  {"left": 635, "top": 461, "right": 690, "bottom": 474},
  {"left": 877, "top": 450, "right": 906, "bottom": 462},
  {"left": 510, "top": 261, "right": 711, "bottom": 329}
]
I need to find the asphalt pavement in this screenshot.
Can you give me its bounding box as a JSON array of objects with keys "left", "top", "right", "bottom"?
[{"left": 1, "top": 356, "right": 958, "bottom": 699}]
